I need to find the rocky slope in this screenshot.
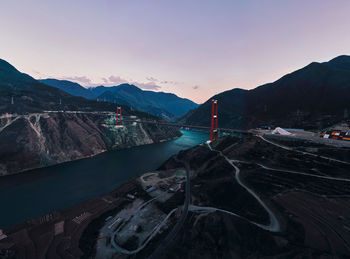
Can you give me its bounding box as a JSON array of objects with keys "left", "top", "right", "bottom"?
[
  {"left": 0, "top": 112, "right": 181, "bottom": 176},
  {"left": 181, "top": 55, "right": 350, "bottom": 130}
]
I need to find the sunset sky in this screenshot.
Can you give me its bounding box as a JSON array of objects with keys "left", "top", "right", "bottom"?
[{"left": 1, "top": 0, "right": 350, "bottom": 103}]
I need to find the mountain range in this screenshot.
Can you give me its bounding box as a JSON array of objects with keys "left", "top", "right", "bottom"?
[
  {"left": 40, "top": 79, "right": 198, "bottom": 120},
  {"left": 0, "top": 59, "right": 138, "bottom": 116},
  {"left": 3, "top": 55, "right": 350, "bottom": 130},
  {"left": 180, "top": 55, "right": 350, "bottom": 130}
]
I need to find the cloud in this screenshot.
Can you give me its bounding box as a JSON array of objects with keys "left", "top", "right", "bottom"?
[
  {"left": 32, "top": 70, "right": 42, "bottom": 76},
  {"left": 98, "top": 75, "right": 162, "bottom": 90},
  {"left": 32, "top": 70, "right": 51, "bottom": 79},
  {"left": 192, "top": 85, "right": 200, "bottom": 90},
  {"left": 60, "top": 76, "right": 92, "bottom": 85},
  {"left": 146, "top": 76, "right": 181, "bottom": 85},
  {"left": 46, "top": 74, "right": 164, "bottom": 91},
  {"left": 108, "top": 75, "right": 128, "bottom": 85},
  {"left": 137, "top": 82, "right": 162, "bottom": 91},
  {"left": 160, "top": 80, "right": 181, "bottom": 85},
  {"left": 146, "top": 77, "right": 158, "bottom": 82},
  {"left": 35, "top": 68, "right": 178, "bottom": 92},
  {"left": 31, "top": 70, "right": 94, "bottom": 85}
]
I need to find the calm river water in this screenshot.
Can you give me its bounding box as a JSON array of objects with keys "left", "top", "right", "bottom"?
[{"left": 0, "top": 130, "right": 209, "bottom": 227}]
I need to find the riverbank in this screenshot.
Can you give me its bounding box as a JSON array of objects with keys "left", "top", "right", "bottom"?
[{"left": 0, "top": 112, "right": 181, "bottom": 176}]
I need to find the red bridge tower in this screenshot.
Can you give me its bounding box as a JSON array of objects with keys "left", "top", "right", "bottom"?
[
  {"left": 210, "top": 99, "right": 218, "bottom": 141},
  {"left": 116, "top": 106, "right": 122, "bottom": 126}
]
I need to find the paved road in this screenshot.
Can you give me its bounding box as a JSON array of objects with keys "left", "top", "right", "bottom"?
[
  {"left": 206, "top": 142, "right": 281, "bottom": 232},
  {"left": 258, "top": 135, "right": 350, "bottom": 165},
  {"left": 147, "top": 157, "right": 191, "bottom": 259}
]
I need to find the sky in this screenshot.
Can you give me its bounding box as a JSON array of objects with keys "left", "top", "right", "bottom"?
[{"left": 1, "top": 0, "right": 350, "bottom": 103}]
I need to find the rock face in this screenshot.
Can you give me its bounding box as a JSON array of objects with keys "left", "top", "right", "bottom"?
[{"left": 0, "top": 112, "right": 181, "bottom": 176}]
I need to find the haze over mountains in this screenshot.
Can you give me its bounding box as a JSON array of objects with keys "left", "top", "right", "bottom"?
[
  {"left": 181, "top": 55, "right": 350, "bottom": 130},
  {"left": 40, "top": 79, "right": 198, "bottom": 121},
  {"left": 0, "top": 59, "right": 135, "bottom": 115}
]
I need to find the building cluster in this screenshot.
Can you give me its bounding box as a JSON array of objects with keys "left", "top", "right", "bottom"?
[
  {"left": 320, "top": 130, "right": 350, "bottom": 141},
  {"left": 72, "top": 212, "right": 91, "bottom": 224},
  {"left": 157, "top": 175, "right": 185, "bottom": 193}
]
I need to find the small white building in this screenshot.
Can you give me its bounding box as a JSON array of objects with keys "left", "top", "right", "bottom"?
[
  {"left": 126, "top": 194, "right": 135, "bottom": 199},
  {"left": 0, "top": 229, "right": 7, "bottom": 241},
  {"left": 271, "top": 127, "right": 292, "bottom": 135}
]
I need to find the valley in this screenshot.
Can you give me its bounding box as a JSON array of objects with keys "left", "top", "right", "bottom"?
[{"left": 2, "top": 55, "right": 350, "bottom": 258}]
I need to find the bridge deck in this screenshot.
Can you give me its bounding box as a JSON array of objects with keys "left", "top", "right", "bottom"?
[{"left": 121, "top": 119, "right": 250, "bottom": 134}]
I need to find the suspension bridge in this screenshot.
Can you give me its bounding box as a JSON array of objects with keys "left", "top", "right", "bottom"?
[{"left": 115, "top": 100, "right": 250, "bottom": 141}]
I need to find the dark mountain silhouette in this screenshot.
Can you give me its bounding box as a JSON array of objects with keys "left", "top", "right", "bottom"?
[
  {"left": 180, "top": 55, "right": 350, "bottom": 130},
  {"left": 0, "top": 59, "right": 157, "bottom": 117},
  {"left": 41, "top": 79, "right": 198, "bottom": 120},
  {"left": 0, "top": 59, "right": 115, "bottom": 114},
  {"left": 93, "top": 84, "right": 198, "bottom": 120},
  {"left": 40, "top": 79, "right": 95, "bottom": 99}
]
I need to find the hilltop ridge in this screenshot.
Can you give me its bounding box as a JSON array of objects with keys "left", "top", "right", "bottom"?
[{"left": 181, "top": 55, "right": 350, "bottom": 130}]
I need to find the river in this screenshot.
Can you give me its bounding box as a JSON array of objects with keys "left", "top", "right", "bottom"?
[{"left": 0, "top": 130, "right": 209, "bottom": 228}]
